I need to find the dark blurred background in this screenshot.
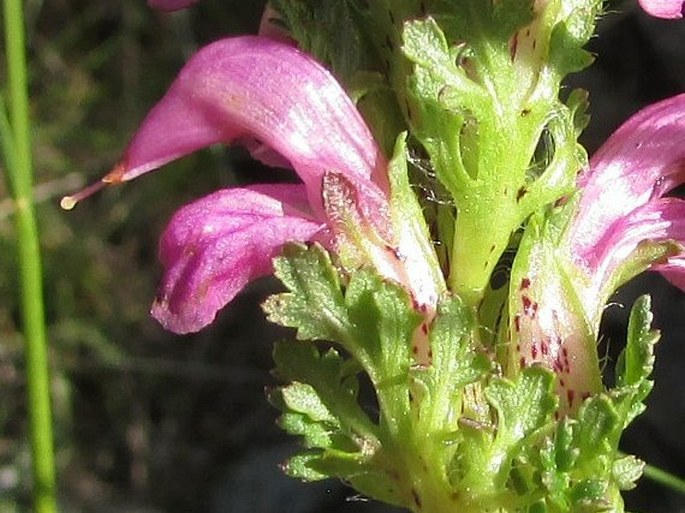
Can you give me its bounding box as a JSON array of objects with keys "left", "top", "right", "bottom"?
[{"left": 0, "top": 1, "right": 682, "bottom": 512}]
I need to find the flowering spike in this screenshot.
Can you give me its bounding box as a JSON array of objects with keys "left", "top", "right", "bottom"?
[{"left": 73, "top": 3, "right": 682, "bottom": 511}]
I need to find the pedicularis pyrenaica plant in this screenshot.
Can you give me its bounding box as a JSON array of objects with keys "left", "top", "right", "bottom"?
[{"left": 64, "top": 0, "right": 685, "bottom": 511}]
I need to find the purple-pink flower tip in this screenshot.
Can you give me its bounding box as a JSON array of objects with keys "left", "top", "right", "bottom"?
[
  {"left": 638, "top": 0, "right": 684, "bottom": 18},
  {"left": 150, "top": 186, "right": 323, "bottom": 333}
]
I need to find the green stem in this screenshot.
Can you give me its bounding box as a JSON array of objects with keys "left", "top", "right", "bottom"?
[
  {"left": 642, "top": 462, "right": 685, "bottom": 495},
  {"left": 2, "top": 1, "right": 57, "bottom": 512},
  {"left": 617, "top": 451, "right": 685, "bottom": 496}
]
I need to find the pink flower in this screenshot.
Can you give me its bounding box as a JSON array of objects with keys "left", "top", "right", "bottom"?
[
  {"left": 638, "top": 0, "right": 684, "bottom": 18},
  {"left": 511, "top": 93, "right": 685, "bottom": 412},
  {"left": 570, "top": 93, "right": 685, "bottom": 295},
  {"left": 64, "top": 36, "right": 441, "bottom": 334}
]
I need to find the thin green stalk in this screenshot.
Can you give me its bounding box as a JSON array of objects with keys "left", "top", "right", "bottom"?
[
  {"left": 642, "top": 461, "right": 685, "bottom": 495},
  {"left": 616, "top": 451, "right": 685, "bottom": 496},
  {"left": 2, "top": 1, "right": 57, "bottom": 512}
]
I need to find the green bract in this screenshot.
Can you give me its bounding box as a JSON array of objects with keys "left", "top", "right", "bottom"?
[{"left": 264, "top": 245, "right": 659, "bottom": 512}]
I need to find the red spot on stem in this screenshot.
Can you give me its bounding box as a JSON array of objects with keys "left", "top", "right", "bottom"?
[
  {"left": 522, "top": 296, "right": 536, "bottom": 316},
  {"left": 567, "top": 389, "right": 575, "bottom": 407}
]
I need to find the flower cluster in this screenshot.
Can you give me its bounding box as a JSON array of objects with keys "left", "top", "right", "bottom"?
[
  {"left": 63, "top": 0, "right": 684, "bottom": 339},
  {"left": 65, "top": 1, "right": 685, "bottom": 510}
]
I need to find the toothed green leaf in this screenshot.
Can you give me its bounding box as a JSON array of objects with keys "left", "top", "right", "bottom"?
[
  {"left": 264, "top": 243, "right": 350, "bottom": 343},
  {"left": 616, "top": 295, "right": 659, "bottom": 390},
  {"left": 281, "top": 381, "right": 337, "bottom": 424},
  {"left": 548, "top": 0, "right": 602, "bottom": 76},
  {"left": 344, "top": 268, "right": 421, "bottom": 383},
  {"left": 413, "top": 294, "right": 486, "bottom": 434},
  {"left": 573, "top": 395, "right": 619, "bottom": 469},
  {"left": 486, "top": 366, "right": 557, "bottom": 449},
  {"left": 272, "top": 341, "right": 376, "bottom": 443},
  {"left": 613, "top": 295, "right": 660, "bottom": 426},
  {"left": 277, "top": 411, "right": 337, "bottom": 449},
  {"left": 569, "top": 478, "right": 612, "bottom": 512},
  {"left": 612, "top": 455, "right": 645, "bottom": 491},
  {"left": 282, "top": 452, "right": 329, "bottom": 481}
]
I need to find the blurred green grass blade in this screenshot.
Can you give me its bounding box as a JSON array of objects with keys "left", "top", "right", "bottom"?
[
  {"left": 2, "top": 0, "right": 58, "bottom": 512},
  {"left": 0, "top": 95, "right": 19, "bottom": 191}
]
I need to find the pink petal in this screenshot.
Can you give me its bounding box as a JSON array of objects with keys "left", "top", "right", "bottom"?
[
  {"left": 654, "top": 257, "right": 685, "bottom": 289},
  {"left": 638, "top": 0, "right": 684, "bottom": 18},
  {"left": 105, "top": 36, "right": 387, "bottom": 216},
  {"left": 570, "top": 93, "right": 685, "bottom": 271},
  {"left": 148, "top": 0, "right": 199, "bottom": 12},
  {"left": 151, "top": 184, "right": 323, "bottom": 333},
  {"left": 647, "top": 199, "right": 685, "bottom": 290},
  {"left": 592, "top": 198, "right": 685, "bottom": 288}
]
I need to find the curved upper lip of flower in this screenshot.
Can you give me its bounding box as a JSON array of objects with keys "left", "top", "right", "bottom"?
[{"left": 103, "top": 36, "right": 389, "bottom": 218}]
